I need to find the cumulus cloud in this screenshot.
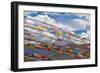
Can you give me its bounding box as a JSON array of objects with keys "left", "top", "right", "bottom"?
[
  {"left": 25, "top": 14, "right": 90, "bottom": 32},
  {"left": 81, "top": 32, "right": 88, "bottom": 38},
  {"left": 74, "top": 18, "right": 89, "bottom": 24},
  {"left": 26, "top": 15, "right": 77, "bottom": 32},
  {"left": 34, "top": 14, "right": 56, "bottom": 24},
  {"left": 26, "top": 15, "right": 56, "bottom": 25},
  {"left": 69, "top": 18, "right": 90, "bottom": 31},
  {"left": 68, "top": 13, "right": 90, "bottom": 21},
  {"left": 79, "top": 30, "right": 90, "bottom": 41},
  {"left": 62, "top": 24, "right": 76, "bottom": 31}
]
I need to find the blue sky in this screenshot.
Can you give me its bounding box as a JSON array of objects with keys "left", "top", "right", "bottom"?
[{"left": 24, "top": 11, "right": 90, "bottom": 36}]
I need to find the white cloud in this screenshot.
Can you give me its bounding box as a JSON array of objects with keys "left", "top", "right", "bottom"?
[
  {"left": 81, "top": 32, "right": 88, "bottom": 38},
  {"left": 26, "top": 15, "right": 56, "bottom": 25},
  {"left": 62, "top": 24, "right": 76, "bottom": 31},
  {"left": 79, "top": 30, "right": 90, "bottom": 40},
  {"left": 74, "top": 18, "right": 89, "bottom": 25},
  {"left": 26, "top": 15, "right": 63, "bottom": 30},
  {"left": 24, "top": 11, "right": 37, "bottom": 16},
  {"left": 25, "top": 14, "right": 90, "bottom": 32},
  {"left": 34, "top": 14, "right": 56, "bottom": 24},
  {"left": 36, "top": 15, "right": 76, "bottom": 31},
  {"left": 87, "top": 31, "right": 90, "bottom": 39},
  {"left": 70, "top": 18, "right": 90, "bottom": 31},
  {"left": 75, "top": 14, "right": 89, "bottom": 17},
  {"left": 42, "top": 12, "right": 61, "bottom": 15},
  {"left": 24, "top": 12, "right": 32, "bottom": 16},
  {"left": 69, "top": 13, "right": 90, "bottom": 21}
]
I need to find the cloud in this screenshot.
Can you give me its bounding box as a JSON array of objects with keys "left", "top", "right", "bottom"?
[
  {"left": 34, "top": 14, "right": 56, "bottom": 24},
  {"left": 74, "top": 14, "right": 89, "bottom": 17},
  {"left": 24, "top": 11, "right": 37, "bottom": 16},
  {"left": 61, "top": 23, "right": 76, "bottom": 31},
  {"left": 26, "top": 15, "right": 62, "bottom": 30},
  {"left": 81, "top": 32, "right": 88, "bottom": 38},
  {"left": 25, "top": 14, "right": 90, "bottom": 32},
  {"left": 24, "top": 12, "right": 32, "bottom": 16},
  {"left": 74, "top": 18, "right": 89, "bottom": 25},
  {"left": 26, "top": 15, "right": 77, "bottom": 32},
  {"left": 68, "top": 13, "right": 90, "bottom": 21},
  {"left": 79, "top": 30, "right": 90, "bottom": 40},
  {"left": 26, "top": 15, "right": 56, "bottom": 25},
  {"left": 69, "top": 18, "right": 90, "bottom": 31},
  {"left": 42, "top": 12, "right": 61, "bottom": 15}
]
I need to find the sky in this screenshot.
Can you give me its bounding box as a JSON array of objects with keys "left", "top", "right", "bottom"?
[{"left": 24, "top": 11, "right": 90, "bottom": 39}]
